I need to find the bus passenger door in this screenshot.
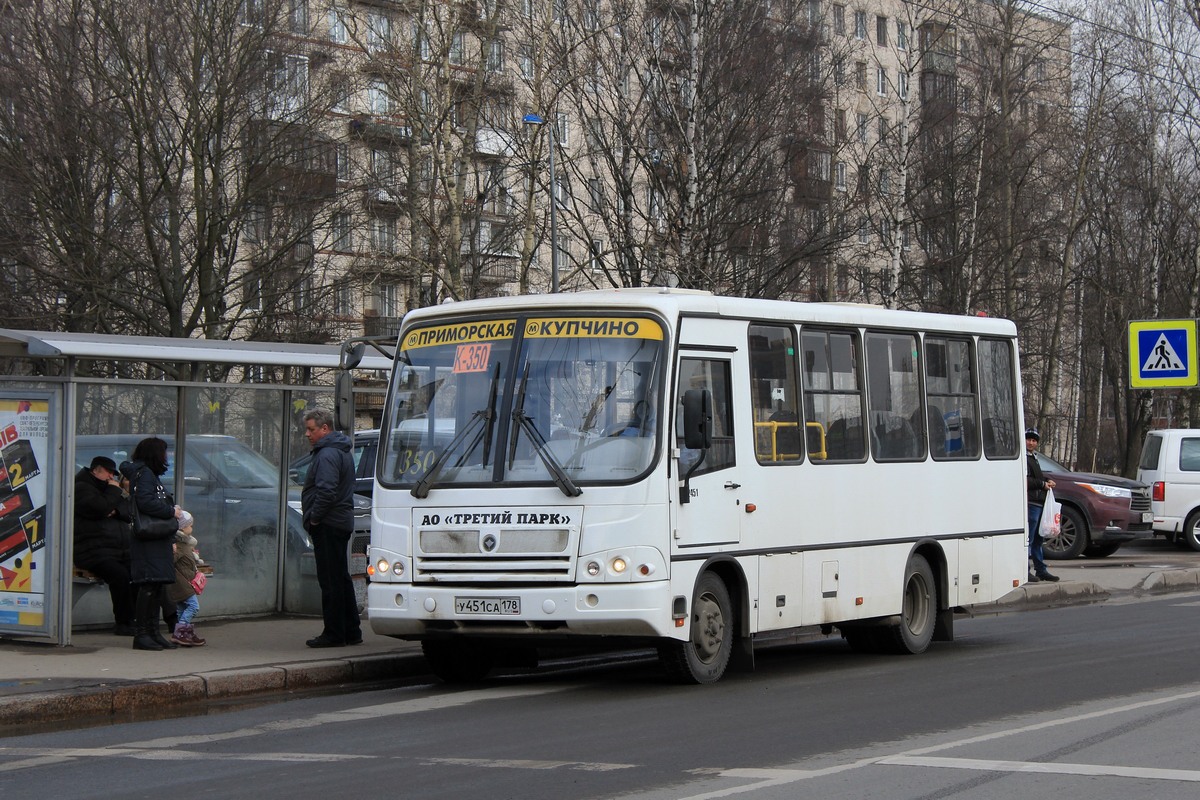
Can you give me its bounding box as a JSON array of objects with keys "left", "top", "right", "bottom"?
[{"left": 674, "top": 355, "right": 742, "bottom": 547}]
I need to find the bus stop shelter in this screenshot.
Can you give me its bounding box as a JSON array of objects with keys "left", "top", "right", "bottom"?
[{"left": 0, "top": 329, "right": 391, "bottom": 645}]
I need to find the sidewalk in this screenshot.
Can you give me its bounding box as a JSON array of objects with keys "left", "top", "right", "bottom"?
[{"left": 3, "top": 560, "right": 1199, "bottom": 732}]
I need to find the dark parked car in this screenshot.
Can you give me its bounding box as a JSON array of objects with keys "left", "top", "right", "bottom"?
[
  {"left": 289, "top": 429, "right": 378, "bottom": 499},
  {"left": 1033, "top": 452, "right": 1153, "bottom": 559},
  {"left": 75, "top": 434, "right": 371, "bottom": 615}
]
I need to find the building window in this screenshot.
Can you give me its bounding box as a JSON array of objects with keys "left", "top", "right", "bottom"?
[
  {"left": 368, "top": 80, "right": 390, "bottom": 115},
  {"left": 368, "top": 217, "right": 395, "bottom": 253},
  {"left": 328, "top": 7, "right": 347, "bottom": 44},
  {"left": 858, "top": 216, "right": 869, "bottom": 244},
  {"left": 833, "top": 56, "right": 845, "bottom": 86},
  {"left": 897, "top": 22, "right": 908, "bottom": 50},
  {"left": 877, "top": 67, "right": 887, "bottom": 96},
  {"left": 556, "top": 111, "right": 569, "bottom": 146},
  {"left": 589, "top": 238, "right": 604, "bottom": 271},
  {"left": 835, "top": 162, "right": 847, "bottom": 191},
  {"left": 289, "top": 0, "right": 308, "bottom": 33},
  {"left": 833, "top": 4, "right": 845, "bottom": 35},
  {"left": 370, "top": 148, "right": 392, "bottom": 181},
  {"left": 835, "top": 108, "right": 846, "bottom": 140},
  {"left": 810, "top": 150, "right": 831, "bottom": 182},
  {"left": 245, "top": 204, "right": 268, "bottom": 243},
  {"left": 898, "top": 71, "right": 909, "bottom": 100},
  {"left": 856, "top": 112, "right": 868, "bottom": 143},
  {"left": 242, "top": 272, "right": 263, "bottom": 311},
  {"left": 379, "top": 282, "right": 402, "bottom": 316},
  {"left": 854, "top": 11, "right": 867, "bottom": 40},
  {"left": 332, "top": 212, "right": 352, "bottom": 252},
  {"left": 366, "top": 11, "right": 390, "bottom": 53},
  {"left": 487, "top": 39, "right": 504, "bottom": 73},
  {"left": 519, "top": 46, "right": 533, "bottom": 79},
  {"left": 589, "top": 178, "right": 602, "bottom": 211},
  {"left": 856, "top": 61, "right": 867, "bottom": 90},
  {"left": 334, "top": 281, "right": 355, "bottom": 317},
  {"left": 876, "top": 16, "right": 888, "bottom": 46},
  {"left": 336, "top": 143, "right": 350, "bottom": 182}
]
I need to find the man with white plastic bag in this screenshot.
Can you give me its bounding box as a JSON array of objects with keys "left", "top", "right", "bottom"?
[{"left": 1025, "top": 428, "right": 1059, "bottom": 582}]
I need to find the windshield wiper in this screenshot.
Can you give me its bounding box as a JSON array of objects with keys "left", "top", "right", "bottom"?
[
  {"left": 411, "top": 364, "right": 501, "bottom": 499},
  {"left": 507, "top": 362, "right": 582, "bottom": 498}
]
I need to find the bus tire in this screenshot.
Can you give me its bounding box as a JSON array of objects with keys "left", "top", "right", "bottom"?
[
  {"left": 659, "top": 572, "right": 734, "bottom": 684},
  {"left": 882, "top": 554, "right": 936, "bottom": 655},
  {"left": 421, "top": 639, "right": 494, "bottom": 683}
]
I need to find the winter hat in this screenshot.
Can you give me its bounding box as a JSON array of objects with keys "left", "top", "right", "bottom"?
[{"left": 1024, "top": 428, "right": 1040, "bottom": 442}]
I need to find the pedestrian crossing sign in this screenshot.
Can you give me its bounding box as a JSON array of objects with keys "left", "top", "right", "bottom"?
[{"left": 1128, "top": 319, "right": 1198, "bottom": 388}]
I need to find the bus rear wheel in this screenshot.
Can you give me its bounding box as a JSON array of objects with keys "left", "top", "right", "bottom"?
[
  {"left": 422, "top": 639, "right": 494, "bottom": 683},
  {"left": 660, "top": 572, "right": 734, "bottom": 684},
  {"left": 881, "top": 554, "right": 937, "bottom": 655}
]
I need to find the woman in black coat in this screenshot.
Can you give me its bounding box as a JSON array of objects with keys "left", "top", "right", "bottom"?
[
  {"left": 120, "top": 437, "right": 181, "bottom": 651},
  {"left": 73, "top": 456, "right": 135, "bottom": 634}
]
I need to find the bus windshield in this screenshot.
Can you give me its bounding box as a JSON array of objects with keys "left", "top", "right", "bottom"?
[{"left": 381, "top": 315, "right": 666, "bottom": 492}]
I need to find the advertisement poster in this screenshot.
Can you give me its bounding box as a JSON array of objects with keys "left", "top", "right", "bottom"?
[{"left": 0, "top": 397, "right": 50, "bottom": 628}]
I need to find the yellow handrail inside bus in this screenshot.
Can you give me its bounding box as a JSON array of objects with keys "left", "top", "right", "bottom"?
[{"left": 753, "top": 420, "right": 826, "bottom": 461}]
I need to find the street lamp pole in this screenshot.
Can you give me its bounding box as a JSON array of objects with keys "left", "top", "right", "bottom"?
[{"left": 523, "top": 112, "right": 559, "bottom": 293}]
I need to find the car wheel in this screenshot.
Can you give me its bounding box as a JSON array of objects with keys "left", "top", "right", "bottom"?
[
  {"left": 232, "top": 525, "right": 277, "bottom": 576},
  {"left": 1044, "top": 505, "right": 1088, "bottom": 559},
  {"left": 1083, "top": 542, "right": 1121, "bottom": 558},
  {"left": 1181, "top": 511, "right": 1200, "bottom": 552}
]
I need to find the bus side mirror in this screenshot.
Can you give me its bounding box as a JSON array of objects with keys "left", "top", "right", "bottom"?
[{"left": 682, "top": 389, "right": 712, "bottom": 450}]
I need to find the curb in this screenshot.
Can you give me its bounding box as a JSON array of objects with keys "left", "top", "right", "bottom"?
[
  {"left": 0, "top": 652, "right": 429, "bottom": 731},
  {"left": 1141, "top": 568, "right": 1200, "bottom": 593}
]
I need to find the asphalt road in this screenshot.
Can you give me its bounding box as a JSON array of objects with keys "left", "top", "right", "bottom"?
[{"left": 2, "top": 580, "right": 1197, "bottom": 799}]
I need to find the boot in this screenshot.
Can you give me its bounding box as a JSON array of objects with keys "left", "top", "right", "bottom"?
[
  {"left": 132, "top": 586, "right": 164, "bottom": 651},
  {"left": 171, "top": 622, "right": 195, "bottom": 647},
  {"left": 180, "top": 623, "right": 206, "bottom": 647},
  {"left": 152, "top": 626, "right": 179, "bottom": 649}
]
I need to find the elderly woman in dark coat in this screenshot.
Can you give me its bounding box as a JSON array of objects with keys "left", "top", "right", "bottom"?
[
  {"left": 120, "top": 437, "right": 181, "bottom": 652},
  {"left": 73, "top": 455, "right": 135, "bottom": 635}
]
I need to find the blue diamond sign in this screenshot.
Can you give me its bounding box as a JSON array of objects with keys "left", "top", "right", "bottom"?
[{"left": 1129, "top": 319, "right": 1198, "bottom": 388}]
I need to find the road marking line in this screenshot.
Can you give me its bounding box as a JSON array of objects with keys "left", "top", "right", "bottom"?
[
  {"left": 419, "top": 756, "right": 635, "bottom": 772},
  {"left": 667, "top": 687, "right": 1200, "bottom": 800},
  {"left": 882, "top": 755, "right": 1200, "bottom": 782}
]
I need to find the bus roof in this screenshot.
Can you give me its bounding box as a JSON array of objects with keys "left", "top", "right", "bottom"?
[{"left": 400, "top": 289, "right": 1018, "bottom": 338}]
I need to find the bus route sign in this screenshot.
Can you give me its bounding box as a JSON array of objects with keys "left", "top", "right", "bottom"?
[{"left": 1128, "top": 319, "right": 1198, "bottom": 388}]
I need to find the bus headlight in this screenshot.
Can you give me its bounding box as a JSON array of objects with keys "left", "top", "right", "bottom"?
[
  {"left": 611, "top": 557, "right": 627, "bottom": 574},
  {"left": 586, "top": 560, "right": 601, "bottom": 576}
]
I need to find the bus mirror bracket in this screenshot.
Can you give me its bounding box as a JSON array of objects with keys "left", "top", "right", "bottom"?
[
  {"left": 679, "top": 388, "right": 712, "bottom": 504},
  {"left": 335, "top": 371, "right": 355, "bottom": 433}
]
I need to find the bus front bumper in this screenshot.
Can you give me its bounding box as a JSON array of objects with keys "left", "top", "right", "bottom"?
[{"left": 367, "top": 581, "right": 679, "bottom": 640}]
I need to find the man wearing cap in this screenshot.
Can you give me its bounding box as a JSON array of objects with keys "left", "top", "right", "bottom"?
[
  {"left": 1025, "top": 428, "right": 1059, "bottom": 583},
  {"left": 74, "top": 455, "right": 136, "bottom": 634}
]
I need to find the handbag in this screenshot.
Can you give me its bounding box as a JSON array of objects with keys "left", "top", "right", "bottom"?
[
  {"left": 129, "top": 468, "right": 180, "bottom": 541},
  {"left": 190, "top": 570, "right": 207, "bottom": 595},
  {"left": 1038, "top": 488, "right": 1062, "bottom": 539}
]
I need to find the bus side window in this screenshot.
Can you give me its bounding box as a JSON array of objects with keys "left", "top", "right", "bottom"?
[
  {"left": 802, "top": 329, "right": 866, "bottom": 462},
  {"left": 749, "top": 324, "right": 802, "bottom": 464},
  {"left": 676, "top": 358, "right": 735, "bottom": 474}
]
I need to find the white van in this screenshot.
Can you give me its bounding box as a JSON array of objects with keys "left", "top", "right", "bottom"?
[{"left": 1136, "top": 428, "right": 1200, "bottom": 551}]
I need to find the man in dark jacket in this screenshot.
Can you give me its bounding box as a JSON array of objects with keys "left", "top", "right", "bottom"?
[
  {"left": 74, "top": 455, "right": 136, "bottom": 635},
  {"left": 1026, "top": 428, "right": 1059, "bottom": 583},
  {"left": 300, "top": 408, "right": 362, "bottom": 648}
]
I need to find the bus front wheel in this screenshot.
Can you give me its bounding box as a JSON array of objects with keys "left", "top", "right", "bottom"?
[
  {"left": 882, "top": 554, "right": 937, "bottom": 655},
  {"left": 659, "top": 572, "right": 734, "bottom": 684}
]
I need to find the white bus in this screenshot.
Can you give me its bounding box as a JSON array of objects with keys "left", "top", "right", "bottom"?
[{"left": 366, "top": 289, "right": 1028, "bottom": 683}]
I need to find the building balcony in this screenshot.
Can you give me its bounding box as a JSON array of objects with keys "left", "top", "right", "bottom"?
[
  {"left": 349, "top": 116, "right": 412, "bottom": 144},
  {"left": 244, "top": 123, "right": 338, "bottom": 201},
  {"left": 363, "top": 314, "right": 405, "bottom": 339}
]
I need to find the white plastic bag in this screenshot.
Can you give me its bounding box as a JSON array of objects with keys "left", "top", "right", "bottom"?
[{"left": 1038, "top": 488, "right": 1062, "bottom": 538}]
